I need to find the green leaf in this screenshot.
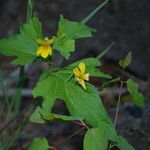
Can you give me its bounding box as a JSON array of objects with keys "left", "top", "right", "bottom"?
[
  {"left": 117, "top": 136, "right": 135, "bottom": 150},
  {"left": 32, "top": 73, "right": 66, "bottom": 112},
  {"left": 119, "top": 52, "right": 132, "bottom": 69},
  {"left": 98, "top": 121, "right": 118, "bottom": 141},
  {"left": 30, "top": 106, "right": 45, "bottom": 124},
  {"left": 87, "top": 67, "right": 111, "bottom": 79},
  {"left": 41, "top": 110, "right": 83, "bottom": 122},
  {"left": 65, "top": 79, "right": 111, "bottom": 127},
  {"left": 53, "top": 16, "right": 95, "bottom": 59},
  {"left": 30, "top": 106, "right": 83, "bottom": 123},
  {"left": 53, "top": 37, "right": 75, "bottom": 59},
  {"left": 126, "top": 79, "right": 144, "bottom": 107},
  {"left": 20, "top": 17, "right": 42, "bottom": 41},
  {"left": 32, "top": 70, "right": 111, "bottom": 127},
  {"left": 0, "top": 17, "right": 42, "bottom": 65},
  {"left": 28, "top": 137, "right": 49, "bottom": 150},
  {"left": 57, "top": 15, "right": 95, "bottom": 39},
  {"left": 83, "top": 128, "right": 108, "bottom": 150},
  {"left": 70, "top": 58, "right": 101, "bottom": 67}
]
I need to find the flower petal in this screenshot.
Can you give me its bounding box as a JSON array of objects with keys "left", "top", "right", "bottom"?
[
  {"left": 75, "top": 77, "right": 86, "bottom": 90},
  {"left": 79, "top": 62, "right": 85, "bottom": 74},
  {"left": 43, "top": 46, "right": 52, "bottom": 58},
  {"left": 38, "top": 46, "right": 52, "bottom": 58},
  {"left": 79, "top": 80, "right": 86, "bottom": 90},
  {"left": 73, "top": 68, "right": 81, "bottom": 77},
  {"left": 83, "top": 73, "right": 90, "bottom": 81},
  {"left": 36, "top": 46, "right": 44, "bottom": 55},
  {"left": 46, "top": 39, "right": 53, "bottom": 45},
  {"left": 36, "top": 39, "right": 47, "bottom": 45}
]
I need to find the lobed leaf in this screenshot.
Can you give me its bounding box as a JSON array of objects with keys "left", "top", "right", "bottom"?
[
  {"left": 32, "top": 70, "right": 111, "bottom": 127},
  {"left": 53, "top": 16, "right": 95, "bottom": 59},
  {"left": 0, "top": 17, "right": 42, "bottom": 65},
  {"left": 32, "top": 73, "right": 66, "bottom": 112},
  {"left": 57, "top": 15, "right": 95, "bottom": 39}
]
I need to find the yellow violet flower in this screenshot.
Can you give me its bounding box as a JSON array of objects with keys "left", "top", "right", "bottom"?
[
  {"left": 36, "top": 37, "right": 53, "bottom": 58},
  {"left": 73, "top": 62, "right": 90, "bottom": 90}
]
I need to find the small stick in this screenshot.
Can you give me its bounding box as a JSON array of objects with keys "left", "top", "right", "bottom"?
[{"left": 114, "top": 70, "right": 124, "bottom": 126}]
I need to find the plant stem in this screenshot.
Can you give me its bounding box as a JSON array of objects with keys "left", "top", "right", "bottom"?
[
  {"left": 26, "top": 0, "right": 35, "bottom": 22},
  {"left": 14, "top": 66, "right": 25, "bottom": 113},
  {"left": 81, "top": 0, "right": 110, "bottom": 24},
  {"left": 96, "top": 42, "right": 115, "bottom": 59},
  {"left": 114, "top": 70, "right": 124, "bottom": 126},
  {"left": 0, "top": 62, "right": 9, "bottom": 108},
  {"left": 66, "top": 127, "right": 86, "bottom": 140},
  {"left": 14, "top": 0, "right": 34, "bottom": 113}
]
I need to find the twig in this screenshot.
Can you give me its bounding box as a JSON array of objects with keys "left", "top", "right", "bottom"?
[
  {"left": 71, "top": 120, "right": 89, "bottom": 129},
  {"left": 52, "top": 126, "right": 87, "bottom": 149},
  {"left": 66, "top": 127, "right": 86, "bottom": 140},
  {"left": 114, "top": 70, "right": 124, "bottom": 126},
  {"left": 50, "top": 146, "right": 57, "bottom": 150}
]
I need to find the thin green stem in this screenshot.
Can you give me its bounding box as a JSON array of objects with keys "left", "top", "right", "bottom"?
[
  {"left": 13, "top": 0, "right": 34, "bottom": 113},
  {"left": 14, "top": 66, "right": 25, "bottom": 113},
  {"left": 26, "top": 0, "right": 35, "bottom": 22},
  {"left": 81, "top": 0, "right": 110, "bottom": 24},
  {"left": 96, "top": 42, "right": 115, "bottom": 59}
]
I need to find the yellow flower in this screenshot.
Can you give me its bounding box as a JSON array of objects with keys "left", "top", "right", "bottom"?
[
  {"left": 73, "top": 62, "right": 90, "bottom": 90},
  {"left": 36, "top": 37, "right": 53, "bottom": 58}
]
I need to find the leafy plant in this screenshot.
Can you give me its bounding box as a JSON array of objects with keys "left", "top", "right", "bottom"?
[{"left": 0, "top": 0, "right": 145, "bottom": 150}]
